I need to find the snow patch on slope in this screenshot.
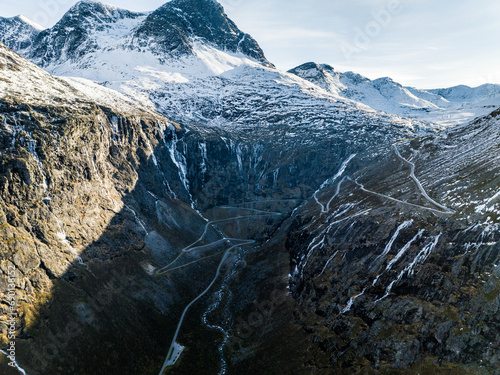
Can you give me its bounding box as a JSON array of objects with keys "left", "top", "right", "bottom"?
[{"left": 17, "top": 15, "right": 45, "bottom": 30}]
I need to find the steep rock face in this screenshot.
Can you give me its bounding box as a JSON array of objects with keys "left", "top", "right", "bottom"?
[
  {"left": 0, "top": 43, "right": 206, "bottom": 374},
  {"left": 234, "top": 109, "right": 499, "bottom": 374},
  {"left": 2, "top": 0, "right": 270, "bottom": 70},
  {"left": 151, "top": 70, "right": 430, "bottom": 213},
  {"left": 28, "top": 1, "right": 148, "bottom": 68},
  {"left": 131, "top": 0, "right": 269, "bottom": 64}
]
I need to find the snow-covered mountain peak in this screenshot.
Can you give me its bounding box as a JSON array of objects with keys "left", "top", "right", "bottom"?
[
  {"left": 372, "top": 76, "right": 400, "bottom": 87},
  {"left": 66, "top": 0, "right": 141, "bottom": 15},
  {"left": 73, "top": 0, "right": 117, "bottom": 7},
  {"left": 52, "top": 0, "right": 147, "bottom": 31},
  {"left": 0, "top": 0, "right": 278, "bottom": 110},
  {"left": 0, "top": 0, "right": 270, "bottom": 78},
  {"left": 430, "top": 83, "right": 500, "bottom": 101},
  {"left": 288, "top": 62, "right": 335, "bottom": 76},
  {"left": 289, "top": 62, "right": 500, "bottom": 126},
  {"left": 320, "top": 63, "right": 335, "bottom": 72},
  {"left": 0, "top": 15, "right": 43, "bottom": 55},
  {"left": 0, "top": 14, "right": 44, "bottom": 31},
  {"left": 288, "top": 62, "right": 346, "bottom": 95},
  {"left": 130, "top": 0, "right": 270, "bottom": 64},
  {"left": 342, "top": 71, "right": 371, "bottom": 84},
  {"left": 288, "top": 62, "right": 334, "bottom": 79},
  {"left": 22, "top": 1, "right": 148, "bottom": 70}
]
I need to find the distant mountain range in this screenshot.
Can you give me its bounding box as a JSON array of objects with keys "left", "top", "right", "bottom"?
[
  {"left": 2, "top": 2, "right": 499, "bottom": 127},
  {"left": 289, "top": 62, "right": 500, "bottom": 126}
]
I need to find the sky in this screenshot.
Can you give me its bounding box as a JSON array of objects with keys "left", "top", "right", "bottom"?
[{"left": 1, "top": 0, "right": 499, "bottom": 89}]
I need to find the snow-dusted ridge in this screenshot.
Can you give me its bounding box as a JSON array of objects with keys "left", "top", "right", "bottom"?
[
  {"left": 289, "top": 62, "right": 500, "bottom": 126},
  {"left": 0, "top": 0, "right": 430, "bottom": 134},
  {"left": 0, "top": 41, "right": 171, "bottom": 119},
  {"left": 2, "top": 1, "right": 499, "bottom": 130},
  {"left": 16, "top": 15, "right": 45, "bottom": 31},
  {"left": 0, "top": 14, "right": 43, "bottom": 56}
]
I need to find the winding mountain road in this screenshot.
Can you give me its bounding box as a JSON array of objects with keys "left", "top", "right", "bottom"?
[
  {"left": 157, "top": 207, "right": 284, "bottom": 374},
  {"left": 392, "top": 145, "right": 455, "bottom": 214}
]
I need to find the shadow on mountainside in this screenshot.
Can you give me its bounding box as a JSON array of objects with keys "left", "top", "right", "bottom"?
[{"left": 0, "top": 97, "right": 332, "bottom": 375}]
